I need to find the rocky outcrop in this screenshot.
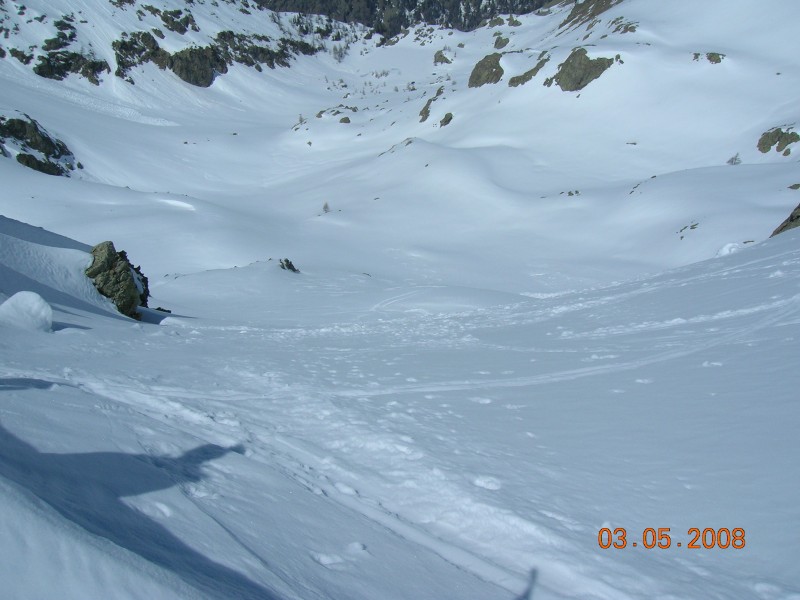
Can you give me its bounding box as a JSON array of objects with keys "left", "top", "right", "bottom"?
[
  {"left": 85, "top": 241, "right": 150, "bottom": 319},
  {"left": 559, "top": 0, "right": 623, "bottom": 31},
  {"left": 508, "top": 52, "right": 549, "bottom": 87},
  {"left": 771, "top": 203, "right": 800, "bottom": 238},
  {"left": 758, "top": 127, "right": 799, "bottom": 156},
  {"left": 112, "top": 30, "right": 318, "bottom": 87},
  {"left": 468, "top": 53, "right": 504, "bottom": 88},
  {"left": 279, "top": 258, "right": 300, "bottom": 273},
  {"left": 544, "top": 48, "right": 614, "bottom": 92},
  {"left": 0, "top": 113, "right": 78, "bottom": 176},
  {"left": 419, "top": 86, "right": 444, "bottom": 122}
]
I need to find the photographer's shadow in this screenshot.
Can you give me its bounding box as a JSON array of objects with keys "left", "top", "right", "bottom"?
[{"left": 0, "top": 421, "right": 280, "bottom": 599}]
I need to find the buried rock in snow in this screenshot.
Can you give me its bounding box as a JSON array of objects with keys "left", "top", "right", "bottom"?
[{"left": 0, "top": 291, "right": 53, "bottom": 332}]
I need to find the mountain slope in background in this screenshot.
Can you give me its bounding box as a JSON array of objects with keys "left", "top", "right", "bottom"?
[{"left": 1, "top": 0, "right": 800, "bottom": 598}]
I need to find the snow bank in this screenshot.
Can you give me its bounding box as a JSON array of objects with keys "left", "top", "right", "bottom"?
[{"left": 0, "top": 291, "right": 53, "bottom": 332}]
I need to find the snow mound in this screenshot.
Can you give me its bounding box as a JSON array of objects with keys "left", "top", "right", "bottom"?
[{"left": 0, "top": 291, "right": 53, "bottom": 332}]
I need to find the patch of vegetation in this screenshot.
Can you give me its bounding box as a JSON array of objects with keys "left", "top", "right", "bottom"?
[
  {"left": 544, "top": 47, "right": 613, "bottom": 91},
  {"left": 433, "top": 49, "right": 451, "bottom": 65},
  {"left": 419, "top": 85, "right": 444, "bottom": 122},
  {"left": 494, "top": 35, "right": 509, "bottom": 49},
  {"left": 440, "top": 112, "right": 453, "bottom": 127},
  {"left": 758, "top": 127, "right": 800, "bottom": 155},
  {"left": 488, "top": 16, "right": 505, "bottom": 27},
  {"left": 0, "top": 46, "right": 5, "bottom": 59},
  {"left": 109, "top": 0, "right": 136, "bottom": 7},
  {"left": 508, "top": 15, "right": 522, "bottom": 27},
  {"left": 789, "top": 184, "right": 800, "bottom": 190},
  {"left": 560, "top": 0, "right": 622, "bottom": 30},
  {"left": 508, "top": 52, "right": 549, "bottom": 87},
  {"left": 468, "top": 53, "right": 504, "bottom": 88}
]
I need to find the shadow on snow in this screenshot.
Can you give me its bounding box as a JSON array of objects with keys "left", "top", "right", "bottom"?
[{"left": 0, "top": 420, "right": 281, "bottom": 599}]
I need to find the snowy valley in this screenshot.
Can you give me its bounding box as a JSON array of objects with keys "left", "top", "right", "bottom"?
[{"left": 1, "top": 0, "right": 799, "bottom": 598}]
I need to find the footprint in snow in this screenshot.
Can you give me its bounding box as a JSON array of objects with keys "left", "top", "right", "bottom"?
[
  {"left": 346, "top": 542, "right": 370, "bottom": 556},
  {"left": 310, "top": 552, "right": 346, "bottom": 569},
  {"left": 470, "top": 397, "right": 492, "bottom": 405},
  {"left": 334, "top": 482, "right": 358, "bottom": 496},
  {"left": 473, "top": 476, "right": 502, "bottom": 490}
]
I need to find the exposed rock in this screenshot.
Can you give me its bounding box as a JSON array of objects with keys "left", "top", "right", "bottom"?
[
  {"left": 559, "top": 0, "right": 623, "bottom": 31},
  {"left": 758, "top": 127, "right": 799, "bottom": 155},
  {"left": 440, "top": 112, "right": 453, "bottom": 127},
  {"left": 112, "top": 31, "right": 170, "bottom": 80},
  {"left": 339, "top": 116, "right": 350, "bottom": 123},
  {"left": 0, "top": 113, "right": 77, "bottom": 176},
  {"left": 419, "top": 85, "right": 444, "bottom": 122},
  {"left": 544, "top": 47, "right": 613, "bottom": 91},
  {"left": 33, "top": 51, "right": 110, "bottom": 85},
  {"left": 468, "top": 53, "right": 504, "bottom": 88},
  {"left": 9, "top": 48, "right": 34, "bottom": 64},
  {"left": 112, "top": 30, "right": 318, "bottom": 87},
  {"left": 279, "top": 258, "right": 300, "bottom": 273},
  {"left": 85, "top": 241, "right": 150, "bottom": 319},
  {"left": 771, "top": 203, "right": 800, "bottom": 237},
  {"left": 160, "top": 9, "right": 199, "bottom": 35},
  {"left": 15, "top": 153, "right": 65, "bottom": 176},
  {"left": 169, "top": 45, "right": 228, "bottom": 87},
  {"left": 509, "top": 52, "right": 549, "bottom": 87},
  {"left": 494, "top": 35, "right": 509, "bottom": 50},
  {"left": 433, "top": 49, "right": 451, "bottom": 65}
]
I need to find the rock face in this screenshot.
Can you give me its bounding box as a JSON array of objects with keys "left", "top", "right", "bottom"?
[
  {"left": 0, "top": 113, "right": 78, "bottom": 176},
  {"left": 544, "top": 48, "right": 614, "bottom": 92},
  {"left": 468, "top": 53, "right": 504, "bottom": 88},
  {"left": 112, "top": 30, "right": 318, "bottom": 87},
  {"left": 279, "top": 258, "right": 300, "bottom": 273},
  {"left": 85, "top": 241, "right": 150, "bottom": 318},
  {"left": 771, "top": 204, "right": 800, "bottom": 238},
  {"left": 758, "top": 127, "right": 799, "bottom": 156}
]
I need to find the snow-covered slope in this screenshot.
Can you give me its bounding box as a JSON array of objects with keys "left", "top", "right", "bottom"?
[
  {"left": 1, "top": 0, "right": 800, "bottom": 598},
  {"left": 1, "top": 0, "right": 798, "bottom": 291},
  {"left": 2, "top": 209, "right": 800, "bottom": 599}
]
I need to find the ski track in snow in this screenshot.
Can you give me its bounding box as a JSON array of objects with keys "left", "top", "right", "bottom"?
[{"left": 4, "top": 243, "right": 795, "bottom": 599}]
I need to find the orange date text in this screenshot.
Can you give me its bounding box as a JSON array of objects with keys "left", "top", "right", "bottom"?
[{"left": 598, "top": 527, "right": 745, "bottom": 550}]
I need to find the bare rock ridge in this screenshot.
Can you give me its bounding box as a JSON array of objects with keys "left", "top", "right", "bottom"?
[{"left": 771, "top": 202, "right": 800, "bottom": 238}]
